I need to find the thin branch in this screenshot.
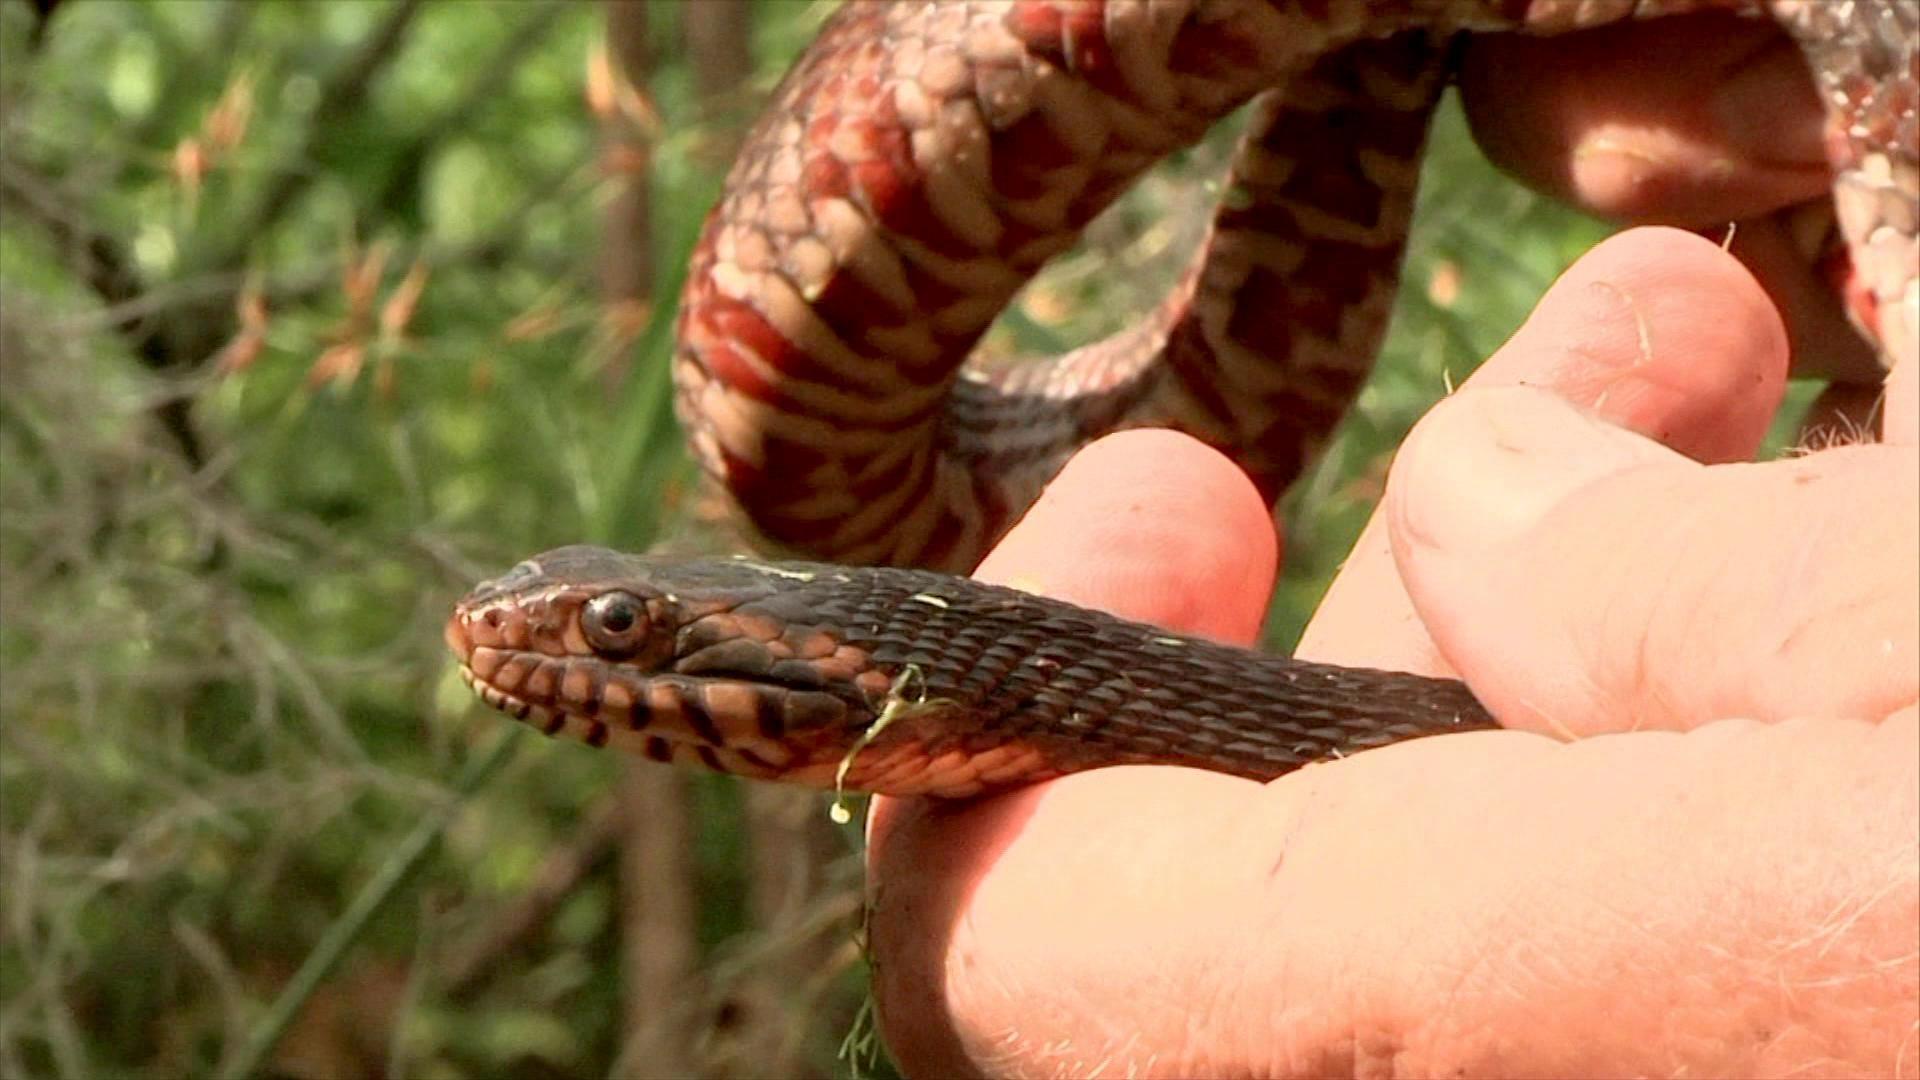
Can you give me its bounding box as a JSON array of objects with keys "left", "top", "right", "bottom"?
[
  {"left": 594, "top": 0, "right": 655, "bottom": 386},
  {"left": 24, "top": 0, "right": 66, "bottom": 53},
  {"left": 611, "top": 766, "right": 699, "bottom": 1078},
  {"left": 682, "top": 0, "right": 756, "bottom": 157},
  {"left": 589, "top": 6, "right": 705, "bottom": 1071}
]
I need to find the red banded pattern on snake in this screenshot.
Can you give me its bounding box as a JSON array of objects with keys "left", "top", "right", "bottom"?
[{"left": 675, "top": 0, "right": 1918, "bottom": 571}]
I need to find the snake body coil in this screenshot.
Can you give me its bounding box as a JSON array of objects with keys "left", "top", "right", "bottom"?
[
  {"left": 676, "top": 0, "right": 1918, "bottom": 570},
  {"left": 448, "top": 547, "right": 1496, "bottom": 796}
]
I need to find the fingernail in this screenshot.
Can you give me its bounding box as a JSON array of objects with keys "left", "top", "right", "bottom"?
[
  {"left": 1712, "top": 38, "right": 1823, "bottom": 167},
  {"left": 1389, "top": 387, "right": 1680, "bottom": 558}
]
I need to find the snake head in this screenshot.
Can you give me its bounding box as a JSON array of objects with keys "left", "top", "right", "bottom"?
[
  {"left": 450, "top": 546, "right": 679, "bottom": 671},
  {"left": 446, "top": 546, "right": 937, "bottom": 788}
]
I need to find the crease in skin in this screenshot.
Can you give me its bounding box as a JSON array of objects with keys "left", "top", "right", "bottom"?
[
  {"left": 1766, "top": 490, "right": 1850, "bottom": 661},
  {"left": 1385, "top": 382, "right": 1848, "bottom": 737},
  {"left": 1642, "top": 466, "right": 1815, "bottom": 727},
  {"left": 1527, "top": 449, "right": 1920, "bottom": 730},
  {"left": 1752, "top": 454, "right": 1917, "bottom": 719},
  {"left": 1527, "top": 686, "right": 1589, "bottom": 744},
  {"left": 1392, "top": 391, "right": 1678, "bottom": 554},
  {"left": 1622, "top": 483, "right": 1707, "bottom": 732}
]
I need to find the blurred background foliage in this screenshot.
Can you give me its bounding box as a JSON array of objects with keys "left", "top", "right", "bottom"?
[{"left": 0, "top": 1, "right": 1755, "bottom": 1076}]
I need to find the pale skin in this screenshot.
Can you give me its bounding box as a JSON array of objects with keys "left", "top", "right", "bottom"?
[{"left": 862, "top": 20, "right": 1920, "bottom": 1077}]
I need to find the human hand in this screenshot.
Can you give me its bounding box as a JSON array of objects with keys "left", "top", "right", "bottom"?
[
  {"left": 1458, "top": 13, "right": 1881, "bottom": 383},
  {"left": 863, "top": 228, "right": 1918, "bottom": 1078}
]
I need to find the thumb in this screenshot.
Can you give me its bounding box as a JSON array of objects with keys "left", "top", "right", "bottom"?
[{"left": 1387, "top": 386, "right": 1918, "bottom": 736}]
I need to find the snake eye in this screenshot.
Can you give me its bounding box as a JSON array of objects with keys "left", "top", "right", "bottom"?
[{"left": 582, "top": 591, "right": 648, "bottom": 654}]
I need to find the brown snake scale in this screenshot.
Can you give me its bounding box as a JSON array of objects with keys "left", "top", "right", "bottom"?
[{"left": 456, "top": 4, "right": 1916, "bottom": 791}]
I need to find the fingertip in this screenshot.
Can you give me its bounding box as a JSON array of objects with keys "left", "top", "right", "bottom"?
[
  {"left": 1304, "top": 227, "right": 1785, "bottom": 671},
  {"left": 974, "top": 429, "right": 1278, "bottom": 644},
  {"left": 1492, "top": 227, "right": 1788, "bottom": 463}
]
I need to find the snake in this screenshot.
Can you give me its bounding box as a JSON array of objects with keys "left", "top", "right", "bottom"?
[
  {"left": 454, "top": 4, "right": 1915, "bottom": 787},
  {"left": 447, "top": 546, "right": 1496, "bottom": 796}
]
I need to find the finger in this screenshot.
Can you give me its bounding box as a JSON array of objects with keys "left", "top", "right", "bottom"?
[
  {"left": 1459, "top": 17, "right": 1881, "bottom": 375},
  {"left": 1460, "top": 15, "right": 1827, "bottom": 225},
  {"left": 868, "top": 428, "right": 1279, "bottom": 1075},
  {"left": 1301, "top": 227, "right": 1789, "bottom": 672},
  {"left": 1388, "top": 387, "right": 1919, "bottom": 736},
  {"left": 970, "top": 428, "right": 1279, "bottom": 643}
]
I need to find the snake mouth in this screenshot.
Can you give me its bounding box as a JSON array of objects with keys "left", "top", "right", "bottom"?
[
  {"left": 449, "top": 633, "right": 1050, "bottom": 796},
  {"left": 456, "top": 663, "right": 561, "bottom": 733},
  {"left": 454, "top": 657, "right": 1056, "bottom": 796},
  {"left": 455, "top": 657, "right": 812, "bottom": 777},
  {"left": 453, "top": 658, "right": 986, "bottom": 792}
]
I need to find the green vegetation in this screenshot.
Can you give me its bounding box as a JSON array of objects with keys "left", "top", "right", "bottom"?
[{"left": 0, "top": 2, "right": 1693, "bottom": 1077}]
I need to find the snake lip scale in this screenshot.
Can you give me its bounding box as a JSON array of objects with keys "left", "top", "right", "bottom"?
[{"left": 449, "top": 545, "right": 1500, "bottom": 798}]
